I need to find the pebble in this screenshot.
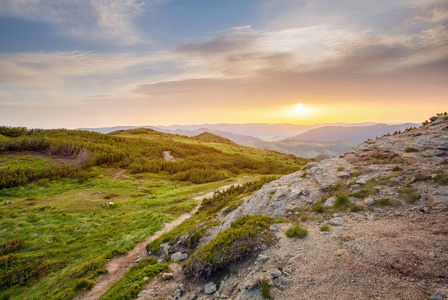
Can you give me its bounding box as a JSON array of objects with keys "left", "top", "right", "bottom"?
[{"left": 329, "top": 217, "right": 344, "bottom": 226}]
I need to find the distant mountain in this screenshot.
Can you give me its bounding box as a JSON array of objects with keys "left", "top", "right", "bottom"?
[{"left": 285, "top": 123, "right": 419, "bottom": 143}]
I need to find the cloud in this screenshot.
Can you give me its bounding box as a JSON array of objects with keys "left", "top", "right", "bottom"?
[{"left": 0, "top": 0, "right": 161, "bottom": 44}]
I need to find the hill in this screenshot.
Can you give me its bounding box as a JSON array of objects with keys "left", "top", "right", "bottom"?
[
  {"left": 135, "top": 113, "right": 448, "bottom": 299},
  {"left": 287, "top": 123, "right": 419, "bottom": 143}
]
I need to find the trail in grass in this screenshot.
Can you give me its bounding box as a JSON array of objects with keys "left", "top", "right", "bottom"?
[{"left": 78, "top": 181, "right": 241, "bottom": 300}]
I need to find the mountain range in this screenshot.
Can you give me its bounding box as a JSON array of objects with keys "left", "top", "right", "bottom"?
[{"left": 79, "top": 122, "right": 419, "bottom": 159}]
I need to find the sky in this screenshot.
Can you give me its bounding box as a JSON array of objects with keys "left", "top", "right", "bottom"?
[{"left": 0, "top": 0, "right": 447, "bottom": 128}]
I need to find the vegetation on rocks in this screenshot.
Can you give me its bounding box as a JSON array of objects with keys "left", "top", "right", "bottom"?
[
  {"left": 285, "top": 224, "right": 308, "bottom": 238},
  {"left": 182, "top": 215, "right": 278, "bottom": 279}
]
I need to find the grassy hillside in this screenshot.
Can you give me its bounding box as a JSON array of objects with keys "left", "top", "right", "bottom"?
[
  {"left": 0, "top": 126, "right": 310, "bottom": 299},
  {"left": 244, "top": 140, "right": 357, "bottom": 159}
]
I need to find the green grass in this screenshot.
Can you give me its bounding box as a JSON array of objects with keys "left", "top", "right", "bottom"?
[
  {"left": 404, "top": 147, "right": 418, "bottom": 153},
  {"left": 311, "top": 202, "right": 324, "bottom": 213},
  {"left": 285, "top": 224, "right": 308, "bottom": 238},
  {"left": 374, "top": 198, "right": 394, "bottom": 207},
  {"left": 0, "top": 170, "right": 244, "bottom": 299},
  {"left": 398, "top": 187, "right": 421, "bottom": 204},
  {"left": 261, "top": 280, "right": 271, "bottom": 299},
  {"left": 319, "top": 224, "right": 330, "bottom": 232}
]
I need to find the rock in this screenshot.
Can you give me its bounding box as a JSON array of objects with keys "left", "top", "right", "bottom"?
[
  {"left": 204, "top": 282, "right": 217, "bottom": 295},
  {"left": 256, "top": 254, "right": 269, "bottom": 262},
  {"left": 329, "top": 217, "right": 344, "bottom": 226},
  {"left": 180, "top": 284, "right": 185, "bottom": 293},
  {"left": 173, "top": 289, "right": 182, "bottom": 299},
  {"left": 142, "top": 276, "right": 148, "bottom": 281},
  {"left": 434, "top": 190, "right": 448, "bottom": 196},
  {"left": 364, "top": 197, "right": 375, "bottom": 206},
  {"left": 355, "top": 179, "right": 367, "bottom": 185},
  {"left": 134, "top": 257, "right": 142, "bottom": 263},
  {"left": 270, "top": 268, "right": 282, "bottom": 278},
  {"left": 423, "top": 149, "right": 444, "bottom": 157},
  {"left": 171, "top": 252, "right": 188, "bottom": 262},
  {"left": 369, "top": 166, "right": 382, "bottom": 171},
  {"left": 163, "top": 151, "right": 175, "bottom": 161},
  {"left": 243, "top": 279, "right": 257, "bottom": 290},
  {"left": 107, "top": 202, "right": 114, "bottom": 206},
  {"left": 284, "top": 265, "right": 293, "bottom": 275},
  {"left": 324, "top": 196, "right": 336, "bottom": 207},
  {"left": 337, "top": 171, "right": 350, "bottom": 178},
  {"left": 437, "top": 142, "right": 448, "bottom": 150},
  {"left": 257, "top": 272, "right": 274, "bottom": 286},
  {"left": 430, "top": 292, "right": 446, "bottom": 300},
  {"left": 390, "top": 176, "right": 403, "bottom": 182},
  {"left": 159, "top": 242, "right": 170, "bottom": 256},
  {"left": 162, "top": 272, "right": 174, "bottom": 281},
  {"left": 301, "top": 189, "right": 309, "bottom": 196},
  {"left": 137, "top": 290, "right": 156, "bottom": 298},
  {"left": 302, "top": 162, "right": 319, "bottom": 170},
  {"left": 270, "top": 224, "right": 280, "bottom": 232}
]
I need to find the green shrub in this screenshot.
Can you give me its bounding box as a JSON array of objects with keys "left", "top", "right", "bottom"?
[
  {"left": 404, "top": 147, "right": 418, "bottom": 153},
  {"left": 319, "top": 224, "right": 329, "bottom": 232},
  {"left": 188, "top": 231, "right": 202, "bottom": 248},
  {"left": 311, "top": 202, "right": 324, "bottom": 213},
  {"left": 351, "top": 188, "right": 369, "bottom": 199},
  {"left": 374, "top": 198, "right": 392, "bottom": 207},
  {"left": 392, "top": 166, "right": 401, "bottom": 171},
  {"left": 74, "top": 278, "right": 94, "bottom": 291},
  {"left": 285, "top": 224, "right": 308, "bottom": 238},
  {"left": 261, "top": 280, "right": 271, "bottom": 299},
  {"left": 334, "top": 194, "right": 349, "bottom": 209},
  {"left": 398, "top": 187, "right": 421, "bottom": 204},
  {"left": 0, "top": 238, "right": 25, "bottom": 256},
  {"left": 434, "top": 172, "right": 448, "bottom": 185},
  {"left": 182, "top": 215, "right": 277, "bottom": 279}
]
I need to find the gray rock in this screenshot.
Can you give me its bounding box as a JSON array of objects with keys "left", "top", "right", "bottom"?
[
  {"left": 430, "top": 292, "right": 446, "bottom": 300},
  {"left": 434, "top": 190, "right": 448, "bottom": 196},
  {"left": 173, "top": 289, "right": 182, "bottom": 299},
  {"left": 337, "top": 171, "right": 350, "bottom": 178},
  {"left": 137, "top": 289, "right": 156, "bottom": 298},
  {"left": 284, "top": 265, "right": 293, "bottom": 275},
  {"left": 142, "top": 276, "right": 148, "bottom": 281},
  {"left": 159, "top": 242, "right": 170, "bottom": 256},
  {"left": 369, "top": 166, "right": 382, "bottom": 171},
  {"left": 324, "top": 196, "right": 336, "bottom": 207},
  {"left": 204, "top": 282, "right": 217, "bottom": 295},
  {"left": 364, "top": 197, "right": 375, "bottom": 206},
  {"left": 390, "top": 176, "right": 403, "bottom": 182},
  {"left": 256, "top": 254, "right": 269, "bottom": 262},
  {"left": 423, "top": 149, "right": 444, "bottom": 157},
  {"left": 329, "top": 217, "right": 344, "bottom": 226},
  {"left": 355, "top": 179, "right": 367, "bottom": 185},
  {"left": 270, "top": 268, "right": 282, "bottom": 278},
  {"left": 171, "top": 252, "right": 188, "bottom": 262},
  {"left": 257, "top": 272, "right": 274, "bottom": 286},
  {"left": 243, "top": 278, "right": 257, "bottom": 290},
  {"left": 437, "top": 142, "right": 448, "bottom": 150},
  {"left": 302, "top": 162, "right": 319, "bottom": 170}
]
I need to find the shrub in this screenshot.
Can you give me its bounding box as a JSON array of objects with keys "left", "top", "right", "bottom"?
[
  {"left": 261, "top": 280, "right": 271, "bottom": 299},
  {"left": 285, "top": 224, "right": 308, "bottom": 238},
  {"left": 74, "top": 278, "right": 94, "bottom": 291},
  {"left": 311, "top": 202, "right": 324, "bottom": 213},
  {"left": 374, "top": 198, "right": 392, "bottom": 207},
  {"left": 319, "top": 224, "right": 329, "bottom": 232},
  {"left": 334, "top": 194, "right": 349, "bottom": 209},
  {"left": 392, "top": 166, "right": 401, "bottom": 171},
  {"left": 182, "top": 215, "right": 277, "bottom": 279},
  {"left": 434, "top": 172, "right": 448, "bottom": 185},
  {"left": 404, "top": 147, "right": 418, "bottom": 153},
  {"left": 0, "top": 238, "right": 25, "bottom": 256},
  {"left": 398, "top": 187, "right": 421, "bottom": 204}
]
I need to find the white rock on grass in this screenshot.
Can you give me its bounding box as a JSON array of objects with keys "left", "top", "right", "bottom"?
[
  {"left": 364, "top": 197, "right": 375, "bottom": 206},
  {"left": 204, "top": 282, "right": 217, "bottom": 295},
  {"left": 171, "top": 252, "right": 188, "bottom": 262}
]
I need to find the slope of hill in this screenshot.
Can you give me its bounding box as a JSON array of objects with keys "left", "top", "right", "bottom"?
[
  {"left": 288, "top": 123, "right": 419, "bottom": 143},
  {"left": 0, "top": 126, "right": 311, "bottom": 299},
  {"left": 133, "top": 113, "right": 448, "bottom": 300}
]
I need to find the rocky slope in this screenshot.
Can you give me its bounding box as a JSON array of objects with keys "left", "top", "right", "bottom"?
[{"left": 138, "top": 114, "right": 448, "bottom": 300}]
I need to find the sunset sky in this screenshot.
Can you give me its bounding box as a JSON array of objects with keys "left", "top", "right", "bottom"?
[{"left": 0, "top": 0, "right": 447, "bottom": 128}]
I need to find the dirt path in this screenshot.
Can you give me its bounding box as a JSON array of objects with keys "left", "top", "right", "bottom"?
[{"left": 77, "top": 182, "right": 239, "bottom": 300}]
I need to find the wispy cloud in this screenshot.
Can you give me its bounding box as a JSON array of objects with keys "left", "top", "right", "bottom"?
[{"left": 0, "top": 0, "right": 161, "bottom": 44}]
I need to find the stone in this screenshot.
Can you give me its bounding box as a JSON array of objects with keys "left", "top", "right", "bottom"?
[
  {"left": 142, "top": 276, "right": 148, "bottom": 281},
  {"left": 324, "top": 196, "right": 336, "bottom": 207},
  {"left": 437, "top": 142, "right": 448, "bottom": 150},
  {"left": 162, "top": 272, "right": 174, "bottom": 281},
  {"left": 369, "top": 166, "right": 382, "bottom": 171},
  {"left": 163, "top": 151, "right": 175, "bottom": 161},
  {"left": 434, "top": 190, "right": 448, "bottom": 196},
  {"left": 390, "top": 176, "right": 403, "bottom": 182},
  {"left": 430, "top": 292, "right": 446, "bottom": 300},
  {"left": 107, "top": 202, "right": 114, "bottom": 206},
  {"left": 329, "top": 217, "right": 344, "bottom": 226},
  {"left": 159, "top": 242, "right": 170, "bottom": 256},
  {"left": 302, "top": 162, "right": 318, "bottom": 170},
  {"left": 137, "top": 290, "right": 156, "bottom": 298},
  {"left": 256, "top": 254, "right": 269, "bottom": 262},
  {"left": 364, "top": 197, "right": 375, "bottom": 206},
  {"left": 270, "top": 268, "right": 282, "bottom": 278},
  {"left": 257, "top": 272, "right": 274, "bottom": 286},
  {"left": 355, "top": 179, "right": 367, "bottom": 185},
  {"left": 171, "top": 252, "right": 188, "bottom": 262},
  {"left": 423, "top": 149, "right": 444, "bottom": 157},
  {"left": 337, "top": 171, "right": 350, "bottom": 178},
  {"left": 204, "top": 282, "right": 217, "bottom": 295},
  {"left": 284, "top": 265, "right": 293, "bottom": 275},
  {"left": 173, "top": 289, "right": 182, "bottom": 299},
  {"left": 243, "top": 279, "right": 257, "bottom": 290},
  {"left": 180, "top": 284, "right": 185, "bottom": 293}
]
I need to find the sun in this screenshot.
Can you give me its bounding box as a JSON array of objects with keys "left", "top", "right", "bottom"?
[{"left": 292, "top": 103, "right": 306, "bottom": 115}]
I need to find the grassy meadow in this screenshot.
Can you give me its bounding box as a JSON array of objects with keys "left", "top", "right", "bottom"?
[{"left": 0, "top": 126, "right": 310, "bottom": 299}]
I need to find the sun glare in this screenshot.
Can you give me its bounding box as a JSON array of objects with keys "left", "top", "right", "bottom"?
[{"left": 291, "top": 103, "right": 309, "bottom": 115}]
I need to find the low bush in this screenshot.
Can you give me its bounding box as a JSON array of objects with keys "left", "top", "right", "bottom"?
[
  {"left": 398, "top": 187, "right": 421, "bottom": 204},
  {"left": 74, "top": 278, "right": 94, "bottom": 291},
  {"left": 374, "top": 198, "right": 393, "bottom": 207},
  {"left": 319, "top": 224, "right": 329, "bottom": 232},
  {"left": 404, "top": 147, "right": 418, "bottom": 153},
  {"left": 182, "top": 215, "right": 277, "bottom": 279},
  {"left": 0, "top": 238, "right": 25, "bottom": 256},
  {"left": 311, "top": 202, "right": 324, "bottom": 213},
  {"left": 285, "top": 224, "right": 308, "bottom": 238},
  {"left": 261, "top": 280, "right": 271, "bottom": 299}
]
